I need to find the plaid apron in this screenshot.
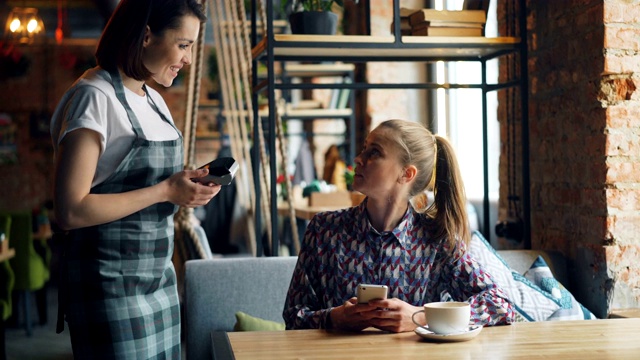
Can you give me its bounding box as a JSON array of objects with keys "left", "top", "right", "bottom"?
[{"left": 57, "top": 69, "right": 183, "bottom": 359}]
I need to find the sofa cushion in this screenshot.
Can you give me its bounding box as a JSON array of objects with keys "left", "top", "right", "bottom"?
[
  {"left": 233, "top": 311, "right": 286, "bottom": 331},
  {"left": 470, "top": 231, "right": 561, "bottom": 321},
  {"left": 524, "top": 256, "right": 597, "bottom": 321}
]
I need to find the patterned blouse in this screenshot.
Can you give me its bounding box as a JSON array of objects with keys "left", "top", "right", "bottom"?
[{"left": 283, "top": 200, "right": 515, "bottom": 330}]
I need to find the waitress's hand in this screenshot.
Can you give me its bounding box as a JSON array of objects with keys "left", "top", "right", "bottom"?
[
  {"left": 365, "top": 298, "right": 423, "bottom": 333},
  {"left": 329, "top": 297, "right": 379, "bottom": 332},
  {"left": 164, "top": 168, "right": 221, "bottom": 207}
]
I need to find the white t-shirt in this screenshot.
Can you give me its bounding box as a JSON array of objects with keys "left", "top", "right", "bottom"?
[{"left": 51, "top": 67, "right": 181, "bottom": 187}]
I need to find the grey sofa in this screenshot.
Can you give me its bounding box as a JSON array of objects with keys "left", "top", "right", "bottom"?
[
  {"left": 184, "top": 250, "right": 566, "bottom": 360},
  {"left": 185, "top": 256, "right": 298, "bottom": 360}
]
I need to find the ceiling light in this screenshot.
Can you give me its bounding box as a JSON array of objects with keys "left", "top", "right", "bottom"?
[{"left": 4, "top": 7, "right": 45, "bottom": 45}]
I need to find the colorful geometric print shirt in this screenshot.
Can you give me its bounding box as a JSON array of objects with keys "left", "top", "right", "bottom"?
[{"left": 283, "top": 200, "right": 515, "bottom": 330}]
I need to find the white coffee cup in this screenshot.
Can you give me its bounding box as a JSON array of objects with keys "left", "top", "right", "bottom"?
[{"left": 412, "top": 301, "right": 471, "bottom": 334}]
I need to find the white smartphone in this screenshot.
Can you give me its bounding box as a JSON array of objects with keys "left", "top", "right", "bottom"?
[{"left": 357, "top": 284, "right": 388, "bottom": 304}]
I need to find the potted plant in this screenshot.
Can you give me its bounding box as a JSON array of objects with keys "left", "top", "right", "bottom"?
[{"left": 281, "top": 0, "right": 344, "bottom": 35}]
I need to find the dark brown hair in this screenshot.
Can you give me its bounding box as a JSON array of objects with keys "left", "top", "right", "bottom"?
[
  {"left": 378, "top": 119, "right": 470, "bottom": 248},
  {"left": 95, "top": 0, "right": 206, "bottom": 80}
]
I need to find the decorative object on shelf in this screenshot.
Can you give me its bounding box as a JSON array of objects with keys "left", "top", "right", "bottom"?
[
  {"left": 55, "top": 0, "right": 70, "bottom": 45},
  {"left": 3, "top": 7, "right": 44, "bottom": 45},
  {"left": 397, "top": 7, "right": 487, "bottom": 37},
  {"left": 344, "top": 165, "right": 354, "bottom": 190},
  {"left": 282, "top": 0, "right": 344, "bottom": 35},
  {"left": 323, "top": 144, "right": 347, "bottom": 190},
  {"left": 276, "top": 173, "right": 293, "bottom": 201}
]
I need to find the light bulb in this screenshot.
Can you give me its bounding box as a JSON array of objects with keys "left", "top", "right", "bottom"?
[
  {"left": 27, "top": 18, "right": 38, "bottom": 33},
  {"left": 9, "top": 18, "right": 21, "bottom": 32}
]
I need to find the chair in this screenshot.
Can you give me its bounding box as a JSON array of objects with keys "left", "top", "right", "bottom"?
[
  {"left": 4, "top": 212, "right": 49, "bottom": 336},
  {"left": 0, "top": 215, "right": 15, "bottom": 359},
  {"left": 184, "top": 256, "right": 298, "bottom": 360}
]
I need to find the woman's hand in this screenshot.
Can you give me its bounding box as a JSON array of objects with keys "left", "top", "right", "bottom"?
[
  {"left": 329, "top": 297, "right": 380, "bottom": 331},
  {"left": 365, "top": 298, "right": 424, "bottom": 333},
  {"left": 163, "top": 168, "right": 221, "bottom": 207}
]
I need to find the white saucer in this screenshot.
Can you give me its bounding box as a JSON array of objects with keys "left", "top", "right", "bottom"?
[{"left": 414, "top": 325, "right": 482, "bottom": 342}]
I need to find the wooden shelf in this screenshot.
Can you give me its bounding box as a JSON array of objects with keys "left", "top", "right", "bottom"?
[
  {"left": 255, "top": 34, "right": 521, "bottom": 61},
  {"left": 220, "top": 19, "right": 288, "bottom": 31},
  {"left": 223, "top": 107, "right": 352, "bottom": 120},
  {"left": 284, "top": 63, "right": 355, "bottom": 77}
]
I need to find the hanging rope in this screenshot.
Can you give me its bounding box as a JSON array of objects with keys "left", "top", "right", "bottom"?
[
  {"left": 227, "top": 0, "right": 275, "bottom": 253},
  {"left": 225, "top": 0, "right": 273, "bottom": 251},
  {"left": 275, "top": 99, "right": 300, "bottom": 253},
  {"left": 212, "top": 0, "right": 274, "bottom": 255},
  {"left": 207, "top": 0, "right": 301, "bottom": 255},
  {"left": 244, "top": 0, "right": 299, "bottom": 253},
  {"left": 174, "top": 0, "right": 210, "bottom": 260},
  {"left": 226, "top": 0, "right": 282, "bottom": 248}
]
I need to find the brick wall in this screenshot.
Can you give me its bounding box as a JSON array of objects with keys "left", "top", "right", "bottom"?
[{"left": 502, "top": 0, "right": 640, "bottom": 317}]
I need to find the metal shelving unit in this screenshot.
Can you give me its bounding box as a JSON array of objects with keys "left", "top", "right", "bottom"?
[{"left": 251, "top": 0, "right": 528, "bottom": 256}]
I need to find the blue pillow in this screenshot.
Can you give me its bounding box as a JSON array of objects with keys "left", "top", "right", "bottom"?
[
  {"left": 469, "top": 231, "right": 561, "bottom": 322},
  {"left": 524, "top": 256, "right": 597, "bottom": 320}
]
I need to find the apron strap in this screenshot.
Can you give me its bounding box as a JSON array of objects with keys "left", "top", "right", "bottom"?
[{"left": 55, "top": 231, "right": 70, "bottom": 334}]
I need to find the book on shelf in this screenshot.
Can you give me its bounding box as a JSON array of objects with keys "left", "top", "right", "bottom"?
[
  {"left": 399, "top": 7, "right": 419, "bottom": 18},
  {"left": 390, "top": 18, "right": 412, "bottom": 35},
  {"left": 390, "top": 8, "right": 420, "bottom": 35},
  {"left": 410, "top": 26, "right": 484, "bottom": 37},
  {"left": 390, "top": 17, "right": 411, "bottom": 31},
  {"left": 336, "top": 77, "right": 352, "bottom": 110},
  {"left": 408, "top": 9, "right": 487, "bottom": 27}
]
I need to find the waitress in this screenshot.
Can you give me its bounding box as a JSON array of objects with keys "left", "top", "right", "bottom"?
[{"left": 50, "top": 1, "right": 219, "bottom": 358}]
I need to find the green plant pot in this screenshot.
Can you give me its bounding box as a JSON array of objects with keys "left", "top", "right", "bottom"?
[{"left": 289, "top": 11, "right": 338, "bottom": 35}]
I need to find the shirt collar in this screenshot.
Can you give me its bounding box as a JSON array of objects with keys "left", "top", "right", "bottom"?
[{"left": 355, "top": 199, "right": 416, "bottom": 250}]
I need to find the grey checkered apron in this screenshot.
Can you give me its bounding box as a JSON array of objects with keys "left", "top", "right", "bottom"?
[{"left": 57, "top": 69, "right": 183, "bottom": 359}]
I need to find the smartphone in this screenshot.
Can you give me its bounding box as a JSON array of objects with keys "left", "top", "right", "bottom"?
[
  {"left": 192, "top": 157, "right": 239, "bottom": 185},
  {"left": 357, "top": 284, "right": 388, "bottom": 304}
]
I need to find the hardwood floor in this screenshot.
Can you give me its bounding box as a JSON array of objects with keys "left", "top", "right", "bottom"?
[
  {"left": 5, "top": 286, "right": 73, "bottom": 360},
  {"left": 5, "top": 286, "right": 188, "bottom": 360}
]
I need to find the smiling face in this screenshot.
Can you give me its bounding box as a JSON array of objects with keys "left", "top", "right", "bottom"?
[
  {"left": 352, "top": 127, "right": 406, "bottom": 198},
  {"left": 142, "top": 14, "right": 200, "bottom": 87}
]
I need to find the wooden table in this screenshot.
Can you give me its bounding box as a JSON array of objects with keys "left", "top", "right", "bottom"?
[{"left": 216, "top": 318, "right": 640, "bottom": 359}]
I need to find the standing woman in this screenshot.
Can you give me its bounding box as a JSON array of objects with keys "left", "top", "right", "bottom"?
[
  {"left": 284, "top": 119, "right": 514, "bottom": 332},
  {"left": 50, "top": 1, "right": 217, "bottom": 358}
]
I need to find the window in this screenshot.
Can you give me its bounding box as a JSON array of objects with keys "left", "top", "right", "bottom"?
[{"left": 433, "top": 0, "right": 500, "bottom": 232}]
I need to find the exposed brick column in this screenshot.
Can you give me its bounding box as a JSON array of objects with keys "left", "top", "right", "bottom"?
[
  {"left": 599, "top": 1, "right": 640, "bottom": 314},
  {"left": 500, "top": 0, "right": 640, "bottom": 318}
]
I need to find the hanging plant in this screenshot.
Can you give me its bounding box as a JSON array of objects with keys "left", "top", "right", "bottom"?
[{"left": 0, "top": 41, "right": 30, "bottom": 80}]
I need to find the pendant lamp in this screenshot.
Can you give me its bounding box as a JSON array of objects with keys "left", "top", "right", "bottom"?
[{"left": 4, "top": 7, "right": 45, "bottom": 45}]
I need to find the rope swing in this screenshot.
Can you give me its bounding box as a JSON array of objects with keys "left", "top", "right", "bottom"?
[
  {"left": 176, "top": 0, "right": 301, "bottom": 259},
  {"left": 174, "top": 0, "right": 210, "bottom": 263}
]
